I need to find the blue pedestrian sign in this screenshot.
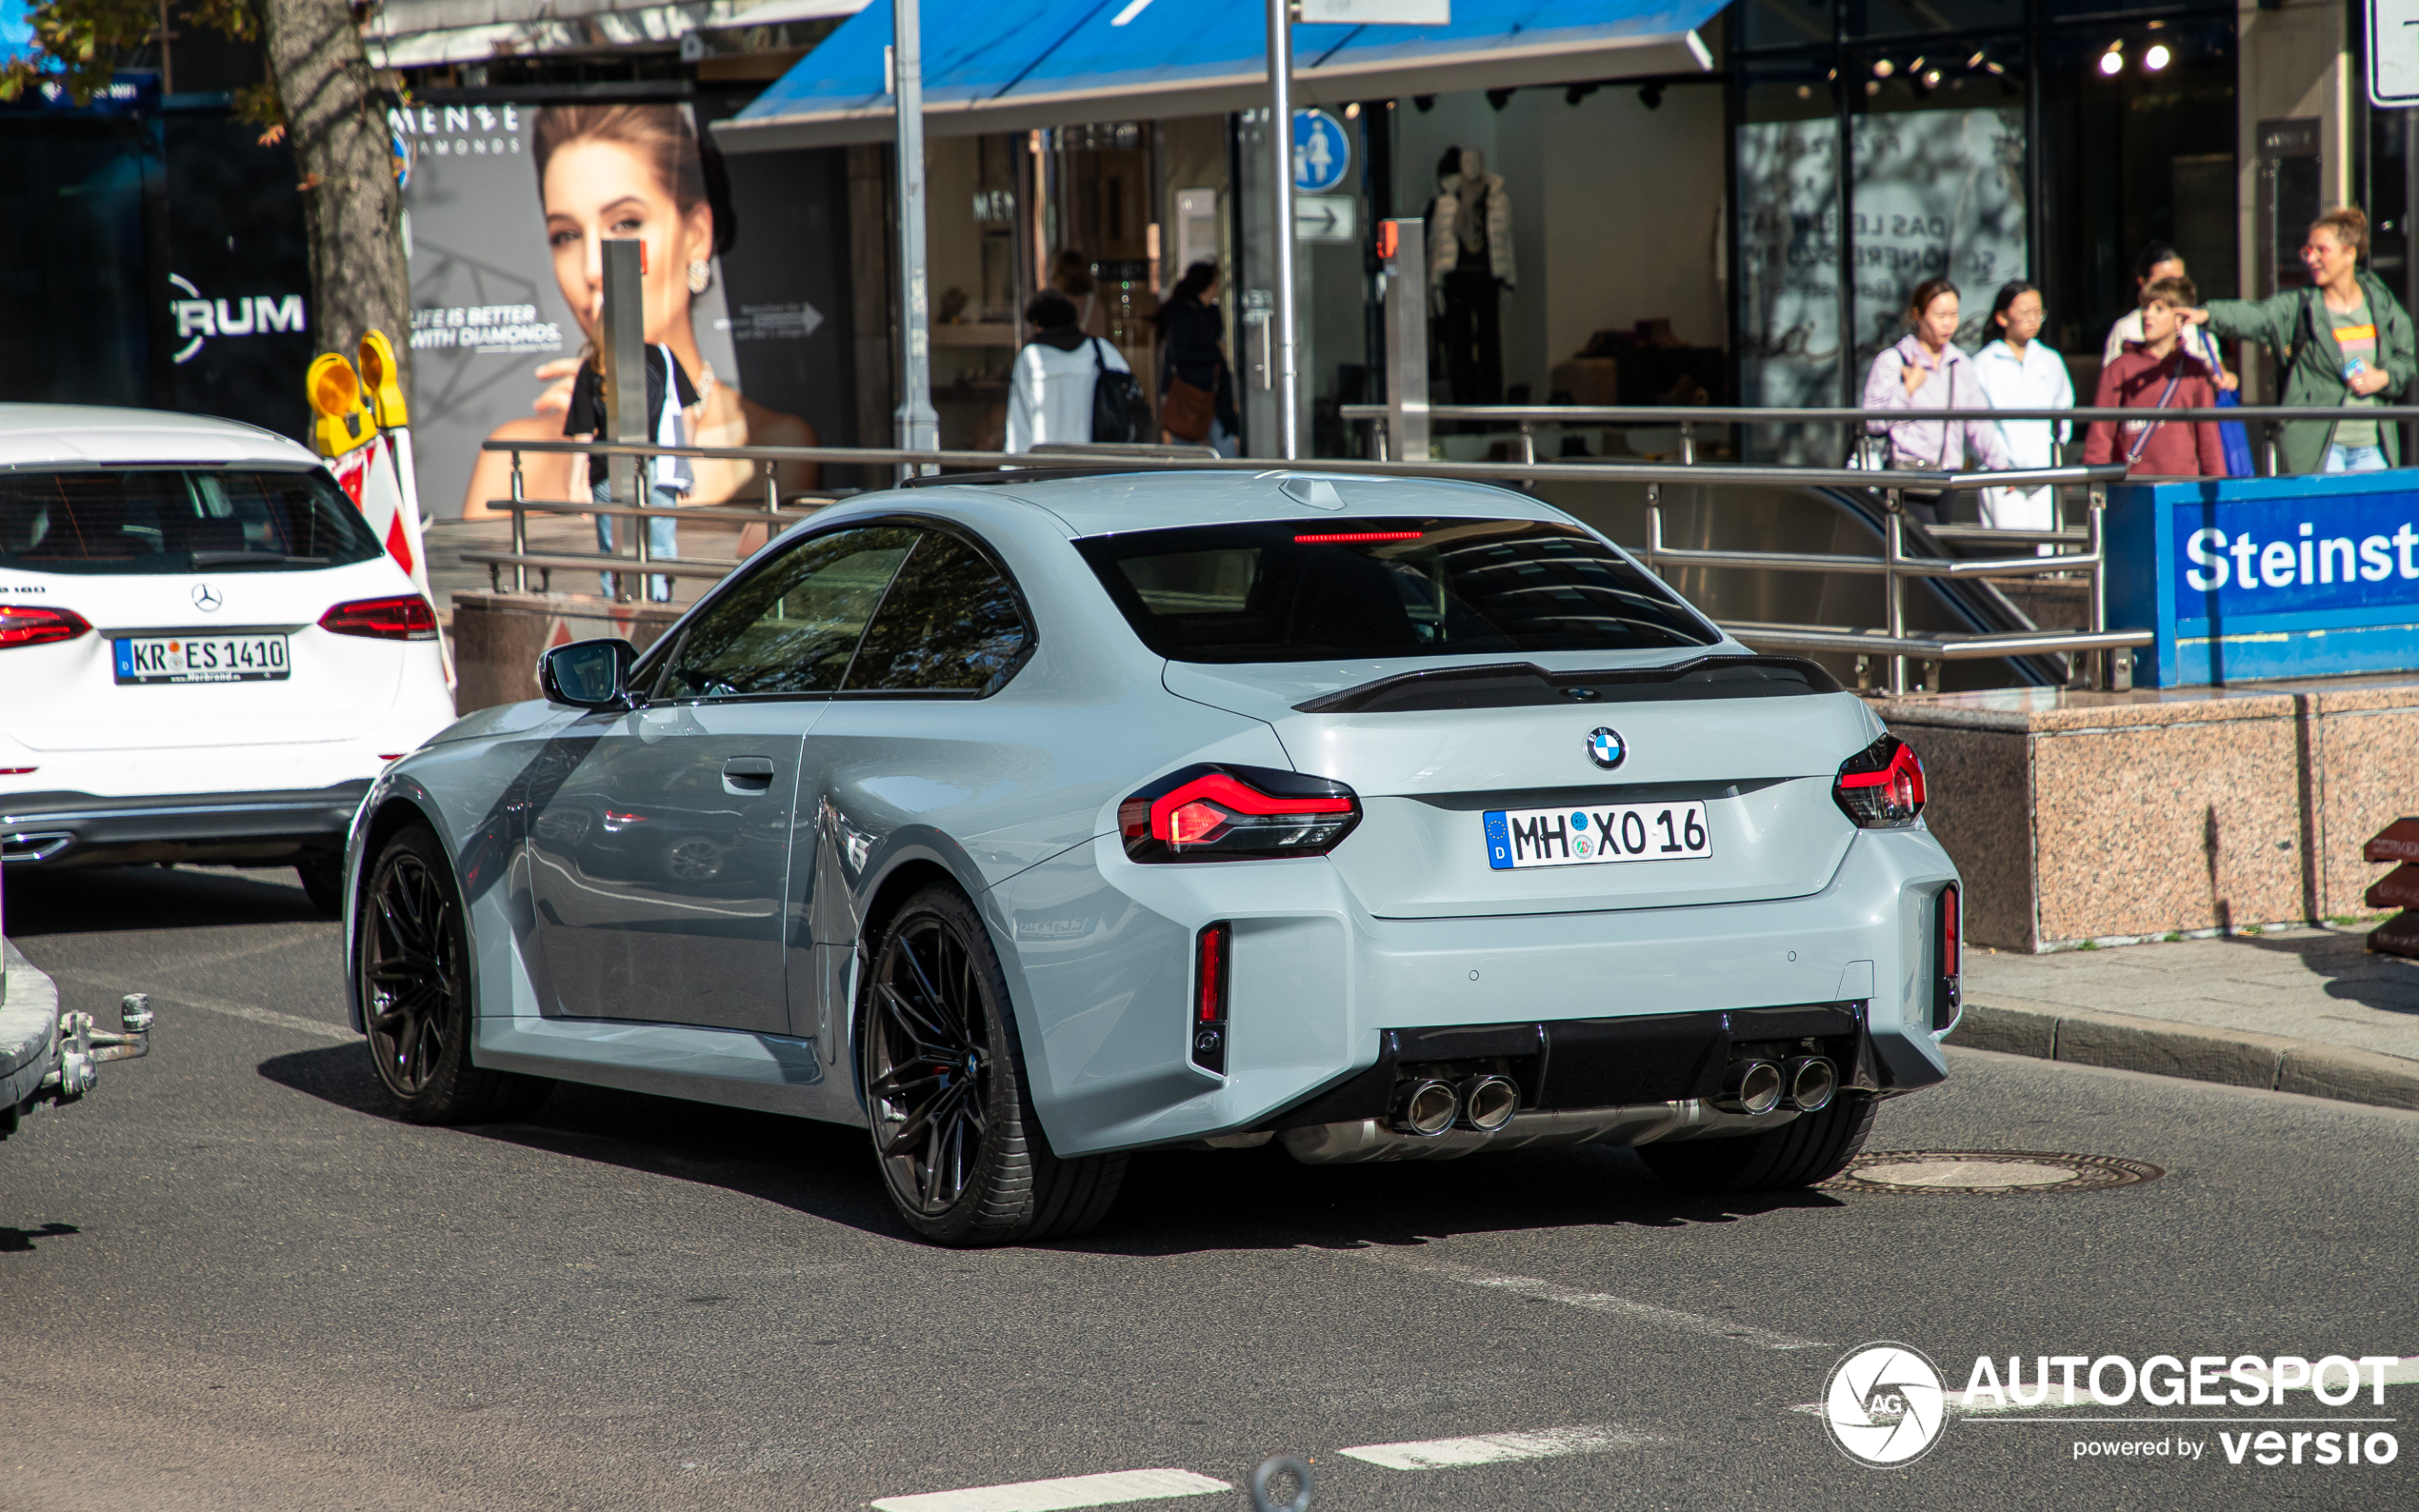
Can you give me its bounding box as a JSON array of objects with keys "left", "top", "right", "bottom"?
[{"left": 1292, "top": 109, "right": 1350, "bottom": 194}]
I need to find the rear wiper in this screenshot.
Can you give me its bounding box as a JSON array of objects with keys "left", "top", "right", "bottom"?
[{"left": 186, "top": 552, "right": 329, "bottom": 567}]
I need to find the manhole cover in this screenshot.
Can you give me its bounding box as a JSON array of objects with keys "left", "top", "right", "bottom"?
[{"left": 1823, "top": 1150, "right": 2164, "bottom": 1195}]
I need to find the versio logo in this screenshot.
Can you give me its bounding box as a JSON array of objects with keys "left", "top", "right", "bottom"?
[{"left": 1825, "top": 1343, "right": 1948, "bottom": 1466}]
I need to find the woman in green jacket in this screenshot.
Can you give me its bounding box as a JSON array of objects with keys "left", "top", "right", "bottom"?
[{"left": 2182, "top": 207, "right": 2417, "bottom": 473}]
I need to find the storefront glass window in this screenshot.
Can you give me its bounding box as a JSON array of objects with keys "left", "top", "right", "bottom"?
[
  {"left": 1846, "top": 0, "right": 2020, "bottom": 40},
  {"left": 2035, "top": 18, "right": 2236, "bottom": 357},
  {"left": 1848, "top": 46, "right": 2029, "bottom": 367},
  {"left": 1737, "top": 67, "right": 1844, "bottom": 459}
]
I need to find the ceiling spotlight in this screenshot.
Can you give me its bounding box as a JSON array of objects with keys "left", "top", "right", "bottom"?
[
  {"left": 1796, "top": 84, "right": 1813, "bottom": 99},
  {"left": 1923, "top": 69, "right": 1941, "bottom": 88},
  {"left": 1873, "top": 58, "right": 1894, "bottom": 77},
  {"left": 1968, "top": 50, "right": 1985, "bottom": 67},
  {"left": 1344, "top": 101, "right": 1360, "bottom": 118},
  {"left": 2098, "top": 48, "right": 2124, "bottom": 76},
  {"left": 2144, "top": 43, "right": 2171, "bottom": 70}
]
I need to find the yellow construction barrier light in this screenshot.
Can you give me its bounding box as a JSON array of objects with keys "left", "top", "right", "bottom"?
[
  {"left": 307, "top": 352, "right": 370, "bottom": 458},
  {"left": 358, "top": 330, "right": 409, "bottom": 429}
]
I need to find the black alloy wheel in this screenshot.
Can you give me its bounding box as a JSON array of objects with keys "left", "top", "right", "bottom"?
[
  {"left": 357, "top": 824, "right": 550, "bottom": 1124},
  {"left": 861, "top": 884, "right": 1125, "bottom": 1246}
]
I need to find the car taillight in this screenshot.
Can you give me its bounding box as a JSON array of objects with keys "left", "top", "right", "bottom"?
[
  {"left": 1832, "top": 734, "right": 1926, "bottom": 828},
  {"left": 1933, "top": 883, "right": 1962, "bottom": 1030},
  {"left": 1192, "top": 921, "right": 1230, "bottom": 1073},
  {"left": 1118, "top": 763, "right": 1360, "bottom": 863},
  {"left": 319, "top": 595, "right": 438, "bottom": 641},
  {"left": 0, "top": 605, "right": 91, "bottom": 648}
]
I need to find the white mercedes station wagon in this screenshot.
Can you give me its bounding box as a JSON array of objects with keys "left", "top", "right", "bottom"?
[{"left": 0, "top": 406, "right": 454, "bottom": 910}]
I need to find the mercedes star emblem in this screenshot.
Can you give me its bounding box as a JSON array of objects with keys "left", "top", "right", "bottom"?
[{"left": 192, "top": 584, "right": 222, "bottom": 612}]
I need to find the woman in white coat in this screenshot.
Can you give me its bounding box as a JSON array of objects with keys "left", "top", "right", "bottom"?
[
  {"left": 1971, "top": 280, "right": 2072, "bottom": 534},
  {"left": 1007, "top": 289, "right": 1130, "bottom": 453}
]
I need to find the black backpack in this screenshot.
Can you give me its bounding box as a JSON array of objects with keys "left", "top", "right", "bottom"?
[{"left": 1089, "top": 338, "right": 1148, "bottom": 444}]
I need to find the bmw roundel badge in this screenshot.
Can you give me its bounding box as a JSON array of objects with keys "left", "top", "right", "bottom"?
[{"left": 1586, "top": 726, "right": 1626, "bottom": 769}]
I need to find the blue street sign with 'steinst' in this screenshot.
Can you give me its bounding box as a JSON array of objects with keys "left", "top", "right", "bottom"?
[{"left": 1292, "top": 109, "right": 1350, "bottom": 194}]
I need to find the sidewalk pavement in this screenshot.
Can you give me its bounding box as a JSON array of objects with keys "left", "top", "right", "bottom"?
[{"left": 1957, "top": 925, "right": 2419, "bottom": 1110}]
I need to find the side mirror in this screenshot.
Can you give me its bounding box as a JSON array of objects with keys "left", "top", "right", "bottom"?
[{"left": 538, "top": 638, "right": 637, "bottom": 709}]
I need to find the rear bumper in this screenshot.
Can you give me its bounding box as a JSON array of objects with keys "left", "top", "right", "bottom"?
[
  {"left": 0, "top": 783, "right": 372, "bottom": 868},
  {"left": 988, "top": 826, "right": 1960, "bottom": 1158}
]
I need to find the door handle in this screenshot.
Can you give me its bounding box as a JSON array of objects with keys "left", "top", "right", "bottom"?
[{"left": 724, "top": 756, "right": 776, "bottom": 793}]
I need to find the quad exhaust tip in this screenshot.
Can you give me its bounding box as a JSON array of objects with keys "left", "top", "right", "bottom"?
[
  {"left": 1456, "top": 1075, "right": 1520, "bottom": 1133},
  {"left": 1718, "top": 1059, "right": 1785, "bottom": 1116},
  {"left": 1786, "top": 1055, "right": 1837, "bottom": 1112},
  {"left": 1391, "top": 1078, "right": 1460, "bottom": 1138}
]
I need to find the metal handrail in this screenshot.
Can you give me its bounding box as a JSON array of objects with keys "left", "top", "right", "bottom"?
[
  {"left": 1339, "top": 399, "right": 2419, "bottom": 475},
  {"left": 476, "top": 436, "right": 2140, "bottom": 697},
  {"left": 1338, "top": 403, "right": 2419, "bottom": 423},
  {"left": 1640, "top": 474, "right": 2136, "bottom": 696}
]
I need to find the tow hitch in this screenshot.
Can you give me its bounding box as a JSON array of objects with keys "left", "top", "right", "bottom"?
[{"left": 3, "top": 937, "right": 154, "bottom": 1140}]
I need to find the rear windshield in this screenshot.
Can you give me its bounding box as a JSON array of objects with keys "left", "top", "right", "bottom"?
[
  {"left": 1073, "top": 516, "right": 1718, "bottom": 663},
  {"left": 0, "top": 468, "right": 386, "bottom": 575}
]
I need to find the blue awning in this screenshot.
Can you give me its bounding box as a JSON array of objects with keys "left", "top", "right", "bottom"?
[{"left": 717, "top": 0, "right": 1718, "bottom": 151}]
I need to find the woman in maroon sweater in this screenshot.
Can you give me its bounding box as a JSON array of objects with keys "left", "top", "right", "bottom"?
[{"left": 2083, "top": 275, "right": 2228, "bottom": 477}]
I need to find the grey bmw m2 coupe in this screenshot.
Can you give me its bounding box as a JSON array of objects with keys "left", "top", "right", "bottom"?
[{"left": 344, "top": 469, "right": 1960, "bottom": 1245}]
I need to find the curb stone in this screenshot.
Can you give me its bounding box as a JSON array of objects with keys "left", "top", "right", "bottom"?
[{"left": 1952, "top": 998, "right": 2419, "bottom": 1112}]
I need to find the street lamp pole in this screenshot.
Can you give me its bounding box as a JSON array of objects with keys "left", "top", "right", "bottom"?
[
  {"left": 892, "top": 0, "right": 940, "bottom": 466},
  {"left": 1265, "top": 0, "right": 1300, "bottom": 459}
]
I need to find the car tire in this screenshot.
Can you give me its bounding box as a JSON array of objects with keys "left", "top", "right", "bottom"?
[
  {"left": 357, "top": 824, "right": 551, "bottom": 1125},
  {"left": 297, "top": 855, "right": 345, "bottom": 917},
  {"left": 1634, "top": 1094, "right": 1877, "bottom": 1192},
  {"left": 861, "top": 883, "right": 1126, "bottom": 1247}
]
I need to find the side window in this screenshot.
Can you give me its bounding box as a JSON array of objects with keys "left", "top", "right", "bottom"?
[
  {"left": 844, "top": 530, "right": 1033, "bottom": 695},
  {"left": 657, "top": 526, "right": 917, "bottom": 701}
]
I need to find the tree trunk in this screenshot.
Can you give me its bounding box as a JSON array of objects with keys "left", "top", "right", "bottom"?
[{"left": 258, "top": 0, "right": 410, "bottom": 402}]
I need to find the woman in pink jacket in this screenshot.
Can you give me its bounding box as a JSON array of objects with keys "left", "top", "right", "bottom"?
[{"left": 1861, "top": 277, "right": 2012, "bottom": 524}]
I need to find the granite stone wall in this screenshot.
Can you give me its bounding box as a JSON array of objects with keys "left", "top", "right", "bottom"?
[{"left": 1878, "top": 679, "right": 2419, "bottom": 951}]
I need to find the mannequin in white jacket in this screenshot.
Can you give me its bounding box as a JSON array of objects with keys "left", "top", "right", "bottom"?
[{"left": 1008, "top": 289, "right": 1131, "bottom": 453}]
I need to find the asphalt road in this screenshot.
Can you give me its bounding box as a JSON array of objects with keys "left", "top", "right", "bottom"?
[{"left": 3, "top": 864, "right": 2415, "bottom": 1512}]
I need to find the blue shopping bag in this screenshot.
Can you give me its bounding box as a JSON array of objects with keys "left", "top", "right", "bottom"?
[{"left": 2215, "top": 387, "right": 2256, "bottom": 477}]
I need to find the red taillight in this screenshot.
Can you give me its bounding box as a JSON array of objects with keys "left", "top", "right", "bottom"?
[
  {"left": 1292, "top": 530, "right": 1424, "bottom": 543},
  {"left": 318, "top": 595, "right": 438, "bottom": 641},
  {"left": 1192, "top": 922, "right": 1230, "bottom": 1072},
  {"left": 0, "top": 605, "right": 91, "bottom": 649},
  {"left": 1119, "top": 765, "right": 1360, "bottom": 863},
  {"left": 1832, "top": 734, "right": 1926, "bottom": 828},
  {"left": 1933, "top": 882, "right": 1962, "bottom": 1031}
]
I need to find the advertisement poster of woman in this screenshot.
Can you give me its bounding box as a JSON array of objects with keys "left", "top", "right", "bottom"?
[
  {"left": 456, "top": 105, "right": 818, "bottom": 525},
  {"left": 396, "top": 99, "right": 841, "bottom": 532}
]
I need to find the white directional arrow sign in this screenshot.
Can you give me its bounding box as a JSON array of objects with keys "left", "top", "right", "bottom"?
[
  {"left": 2371, "top": 0, "right": 2419, "bottom": 107},
  {"left": 1294, "top": 193, "right": 1357, "bottom": 243}
]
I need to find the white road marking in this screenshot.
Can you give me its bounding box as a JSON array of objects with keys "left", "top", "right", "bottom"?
[
  {"left": 869, "top": 1468, "right": 1229, "bottom": 1512},
  {"left": 1355, "top": 1251, "right": 1829, "bottom": 1351},
  {"left": 1338, "top": 1424, "right": 1652, "bottom": 1470}
]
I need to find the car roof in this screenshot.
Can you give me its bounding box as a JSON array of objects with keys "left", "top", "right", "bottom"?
[
  {"left": 0, "top": 405, "right": 318, "bottom": 470},
  {"left": 905, "top": 468, "right": 1565, "bottom": 538}
]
